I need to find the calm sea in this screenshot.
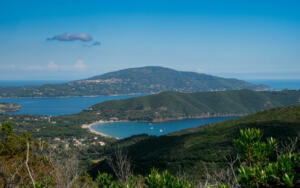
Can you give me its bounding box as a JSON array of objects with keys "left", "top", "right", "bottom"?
[
  {"left": 0, "top": 80, "right": 68, "bottom": 86},
  {"left": 0, "top": 95, "right": 144, "bottom": 116},
  {"left": 92, "top": 116, "right": 238, "bottom": 138},
  {"left": 247, "top": 79, "right": 300, "bottom": 90},
  {"left": 1, "top": 79, "right": 298, "bottom": 138}
]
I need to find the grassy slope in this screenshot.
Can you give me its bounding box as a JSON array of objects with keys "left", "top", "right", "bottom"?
[
  {"left": 87, "top": 90, "right": 300, "bottom": 121},
  {"left": 89, "top": 105, "right": 300, "bottom": 178}
]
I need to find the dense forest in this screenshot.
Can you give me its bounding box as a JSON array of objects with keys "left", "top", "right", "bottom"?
[
  {"left": 89, "top": 105, "right": 300, "bottom": 179},
  {"left": 82, "top": 89, "right": 300, "bottom": 121}
]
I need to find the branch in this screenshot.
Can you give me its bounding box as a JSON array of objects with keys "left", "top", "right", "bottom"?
[{"left": 25, "top": 141, "right": 36, "bottom": 188}]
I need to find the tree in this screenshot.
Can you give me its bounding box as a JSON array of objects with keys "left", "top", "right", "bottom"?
[
  {"left": 0, "top": 121, "right": 54, "bottom": 187},
  {"left": 234, "top": 128, "right": 300, "bottom": 187}
]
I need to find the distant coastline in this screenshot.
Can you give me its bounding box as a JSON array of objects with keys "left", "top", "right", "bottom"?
[{"left": 0, "top": 93, "right": 147, "bottom": 99}]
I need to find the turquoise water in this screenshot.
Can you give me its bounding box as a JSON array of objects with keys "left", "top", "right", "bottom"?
[
  {"left": 92, "top": 116, "right": 238, "bottom": 138},
  {"left": 0, "top": 95, "right": 144, "bottom": 116}
]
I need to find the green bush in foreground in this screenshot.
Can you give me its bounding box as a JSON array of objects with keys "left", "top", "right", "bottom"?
[
  {"left": 1, "top": 121, "right": 299, "bottom": 187},
  {"left": 235, "top": 128, "right": 299, "bottom": 187},
  {"left": 96, "top": 168, "right": 194, "bottom": 188}
]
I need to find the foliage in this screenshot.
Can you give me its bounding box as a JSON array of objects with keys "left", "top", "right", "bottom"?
[
  {"left": 87, "top": 89, "right": 300, "bottom": 121},
  {"left": 0, "top": 121, "right": 54, "bottom": 187},
  {"left": 145, "top": 168, "right": 194, "bottom": 188},
  {"left": 91, "top": 105, "right": 300, "bottom": 179},
  {"left": 234, "top": 128, "right": 277, "bottom": 166},
  {"left": 96, "top": 169, "right": 194, "bottom": 188},
  {"left": 235, "top": 128, "right": 300, "bottom": 187}
]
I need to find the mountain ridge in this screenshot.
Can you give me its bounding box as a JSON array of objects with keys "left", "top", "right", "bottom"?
[
  {"left": 83, "top": 89, "right": 300, "bottom": 122},
  {"left": 0, "top": 66, "right": 269, "bottom": 98}
]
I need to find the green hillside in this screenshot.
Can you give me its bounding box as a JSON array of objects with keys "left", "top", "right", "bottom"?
[
  {"left": 89, "top": 105, "right": 300, "bottom": 178},
  {"left": 84, "top": 89, "right": 300, "bottom": 121},
  {"left": 0, "top": 66, "right": 269, "bottom": 98}
]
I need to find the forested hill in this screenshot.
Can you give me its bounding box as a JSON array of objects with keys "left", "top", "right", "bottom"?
[
  {"left": 83, "top": 89, "right": 300, "bottom": 121},
  {"left": 90, "top": 105, "right": 300, "bottom": 178},
  {"left": 0, "top": 66, "right": 269, "bottom": 98}
]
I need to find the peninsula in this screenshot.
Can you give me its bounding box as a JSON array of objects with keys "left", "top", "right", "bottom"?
[{"left": 79, "top": 89, "right": 300, "bottom": 122}]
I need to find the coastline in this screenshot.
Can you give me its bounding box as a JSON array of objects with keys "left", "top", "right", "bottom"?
[
  {"left": 81, "top": 120, "right": 129, "bottom": 139},
  {"left": 0, "top": 93, "right": 148, "bottom": 99},
  {"left": 81, "top": 114, "right": 246, "bottom": 138}
]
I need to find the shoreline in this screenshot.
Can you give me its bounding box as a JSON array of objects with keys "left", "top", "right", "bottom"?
[
  {"left": 81, "top": 120, "right": 129, "bottom": 139},
  {"left": 0, "top": 93, "right": 148, "bottom": 99},
  {"left": 81, "top": 114, "right": 246, "bottom": 138}
]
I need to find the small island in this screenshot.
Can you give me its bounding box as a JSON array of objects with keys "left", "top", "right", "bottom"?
[{"left": 0, "top": 103, "right": 21, "bottom": 113}]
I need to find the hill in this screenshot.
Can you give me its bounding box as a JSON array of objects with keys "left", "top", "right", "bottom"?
[
  {"left": 89, "top": 105, "right": 300, "bottom": 178},
  {"left": 83, "top": 89, "right": 300, "bottom": 122},
  {"left": 0, "top": 66, "right": 269, "bottom": 98}
]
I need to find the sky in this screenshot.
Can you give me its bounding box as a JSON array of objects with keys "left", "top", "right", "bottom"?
[{"left": 0, "top": 0, "right": 300, "bottom": 80}]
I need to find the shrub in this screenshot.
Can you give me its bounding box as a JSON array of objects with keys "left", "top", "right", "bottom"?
[{"left": 235, "top": 128, "right": 300, "bottom": 187}]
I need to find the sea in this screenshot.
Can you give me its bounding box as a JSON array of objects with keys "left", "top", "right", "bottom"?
[
  {"left": 92, "top": 117, "right": 239, "bottom": 138},
  {"left": 247, "top": 79, "right": 300, "bottom": 90},
  {"left": 0, "top": 79, "right": 299, "bottom": 138}
]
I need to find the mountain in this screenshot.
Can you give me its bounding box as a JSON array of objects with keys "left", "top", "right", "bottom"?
[
  {"left": 82, "top": 89, "right": 300, "bottom": 122},
  {"left": 89, "top": 105, "right": 300, "bottom": 178},
  {"left": 0, "top": 66, "right": 269, "bottom": 98}
]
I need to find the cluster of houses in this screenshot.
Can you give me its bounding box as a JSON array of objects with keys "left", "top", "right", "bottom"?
[{"left": 51, "top": 136, "right": 106, "bottom": 149}]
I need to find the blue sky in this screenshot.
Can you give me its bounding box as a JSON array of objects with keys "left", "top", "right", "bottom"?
[{"left": 0, "top": 0, "right": 300, "bottom": 80}]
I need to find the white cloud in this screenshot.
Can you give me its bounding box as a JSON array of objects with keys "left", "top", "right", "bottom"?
[
  {"left": 74, "top": 60, "right": 87, "bottom": 71},
  {"left": 196, "top": 68, "right": 205, "bottom": 73},
  {"left": 26, "top": 65, "right": 44, "bottom": 71},
  {"left": 2, "top": 61, "right": 88, "bottom": 73},
  {"left": 0, "top": 65, "right": 16, "bottom": 71},
  {"left": 48, "top": 61, "right": 59, "bottom": 70}
]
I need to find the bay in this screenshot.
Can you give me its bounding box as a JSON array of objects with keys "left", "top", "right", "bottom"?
[
  {"left": 0, "top": 80, "right": 68, "bottom": 86},
  {"left": 0, "top": 79, "right": 299, "bottom": 116},
  {"left": 0, "top": 95, "right": 144, "bottom": 116},
  {"left": 92, "top": 116, "right": 238, "bottom": 139}
]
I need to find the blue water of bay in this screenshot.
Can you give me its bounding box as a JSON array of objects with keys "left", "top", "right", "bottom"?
[
  {"left": 0, "top": 80, "right": 68, "bottom": 86},
  {"left": 0, "top": 95, "right": 144, "bottom": 116},
  {"left": 92, "top": 116, "right": 238, "bottom": 138},
  {"left": 0, "top": 79, "right": 299, "bottom": 116}
]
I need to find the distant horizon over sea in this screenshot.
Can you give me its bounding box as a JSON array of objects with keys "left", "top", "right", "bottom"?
[
  {"left": 246, "top": 79, "right": 300, "bottom": 90},
  {"left": 0, "top": 79, "right": 299, "bottom": 90}
]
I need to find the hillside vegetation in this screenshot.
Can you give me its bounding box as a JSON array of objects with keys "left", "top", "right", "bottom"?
[
  {"left": 0, "top": 90, "right": 299, "bottom": 141},
  {"left": 90, "top": 105, "right": 300, "bottom": 179},
  {"left": 84, "top": 89, "right": 300, "bottom": 121},
  {"left": 0, "top": 66, "right": 269, "bottom": 98}
]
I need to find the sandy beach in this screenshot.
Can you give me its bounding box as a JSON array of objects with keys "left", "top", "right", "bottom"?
[{"left": 81, "top": 120, "right": 124, "bottom": 139}]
